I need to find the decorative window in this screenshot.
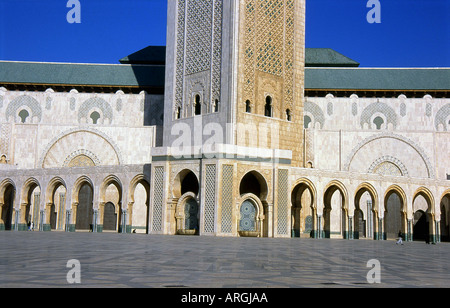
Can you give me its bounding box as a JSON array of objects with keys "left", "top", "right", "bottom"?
[
  {"left": 245, "top": 100, "right": 251, "bottom": 113},
  {"left": 304, "top": 115, "right": 312, "bottom": 129},
  {"left": 286, "top": 109, "right": 292, "bottom": 121},
  {"left": 90, "top": 111, "right": 101, "bottom": 124},
  {"left": 18, "top": 109, "right": 29, "bottom": 123},
  {"left": 175, "top": 106, "right": 181, "bottom": 119},
  {"left": 213, "top": 99, "right": 219, "bottom": 113},
  {"left": 194, "top": 95, "right": 201, "bottom": 116},
  {"left": 264, "top": 96, "right": 272, "bottom": 117},
  {"left": 373, "top": 116, "right": 384, "bottom": 130}
]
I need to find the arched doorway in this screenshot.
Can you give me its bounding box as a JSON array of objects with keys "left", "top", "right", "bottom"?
[
  {"left": 384, "top": 188, "right": 405, "bottom": 240},
  {"left": 238, "top": 171, "right": 268, "bottom": 237},
  {"left": 354, "top": 209, "right": 365, "bottom": 239},
  {"left": 440, "top": 193, "right": 450, "bottom": 242},
  {"left": 239, "top": 199, "right": 257, "bottom": 232},
  {"left": 291, "top": 180, "right": 315, "bottom": 238},
  {"left": 103, "top": 202, "right": 117, "bottom": 231},
  {"left": 413, "top": 210, "right": 429, "bottom": 241},
  {"left": 46, "top": 178, "right": 67, "bottom": 231},
  {"left": 323, "top": 181, "right": 348, "bottom": 239},
  {"left": 354, "top": 183, "right": 378, "bottom": 239},
  {"left": 412, "top": 188, "right": 434, "bottom": 243},
  {"left": 184, "top": 198, "right": 199, "bottom": 231},
  {"left": 173, "top": 169, "right": 200, "bottom": 235},
  {"left": 1, "top": 183, "right": 15, "bottom": 230},
  {"left": 75, "top": 183, "right": 94, "bottom": 231},
  {"left": 129, "top": 176, "right": 150, "bottom": 234},
  {"left": 21, "top": 179, "right": 40, "bottom": 231}
]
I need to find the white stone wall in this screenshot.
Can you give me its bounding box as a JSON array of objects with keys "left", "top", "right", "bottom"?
[
  {"left": 305, "top": 94, "right": 450, "bottom": 181},
  {"left": 0, "top": 88, "right": 162, "bottom": 169}
]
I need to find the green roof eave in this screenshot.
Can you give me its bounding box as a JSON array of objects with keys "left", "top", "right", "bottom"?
[
  {"left": 305, "top": 68, "right": 450, "bottom": 91},
  {"left": 0, "top": 61, "right": 165, "bottom": 88},
  {"left": 305, "top": 48, "right": 360, "bottom": 67}
]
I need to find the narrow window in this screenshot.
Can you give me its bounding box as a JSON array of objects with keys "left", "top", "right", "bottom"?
[
  {"left": 194, "top": 95, "right": 201, "bottom": 116},
  {"left": 373, "top": 116, "right": 384, "bottom": 130},
  {"left": 245, "top": 100, "right": 251, "bottom": 113},
  {"left": 214, "top": 99, "right": 219, "bottom": 113},
  {"left": 286, "top": 109, "right": 292, "bottom": 121},
  {"left": 175, "top": 106, "right": 181, "bottom": 119},
  {"left": 304, "top": 115, "right": 312, "bottom": 129},
  {"left": 264, "top": 96, "right": 272, "bottom": 117},
  {"left": 90, "top": 111, "right": 101, "bottom": 124},
  {"left": 18, "top": 109, "right": 29, "bottom": 123}
]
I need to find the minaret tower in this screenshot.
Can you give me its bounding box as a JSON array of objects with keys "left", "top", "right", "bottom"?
[{"left": 151, "top": 0, "right": 306, "bottom": 237}]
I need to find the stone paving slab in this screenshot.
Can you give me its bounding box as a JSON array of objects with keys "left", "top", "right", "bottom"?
[{"left": 0, "top": 232, "right": 449, "bottom": 288}]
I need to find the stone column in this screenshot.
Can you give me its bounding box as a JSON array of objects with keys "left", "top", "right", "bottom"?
[
  {"left": 39, "top": 210, "right": 45, "bottom": 231},
  {"left": 14, "top": 208, "right": 20, "bottom": 231},
  {"left": 65, "top": 209, "right": 72, "bottom": 232},
  {"left": 379, "top": 217, "right": 384, "bottom": 240},
  {"left": 92, "top": 209, "right": 99, "bottom": 233},
  {"left": 98, "top": 202, "right": 105, "bottom": 232},
  {"left": 127, "top": 202, "right": 134, "bottom": 233},
  {"left": 121, "top": 208, "right": 127, "bottom": 234},
  {"left": 0, "top": 203, "right": 4, "bottom": 230},
  {"left": 407, "top": 219, "right": 412, "bottom": 242},
  {"left": 317, "top": 214, "right": 322, "bottom": 239},
  {"left": 348, "top": 216, "right": 353, "bottom": 240}
]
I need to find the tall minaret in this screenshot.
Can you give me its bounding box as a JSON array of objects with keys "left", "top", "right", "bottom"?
[{"left": 163, "top": 0, "right": 305, "bottom": 167}]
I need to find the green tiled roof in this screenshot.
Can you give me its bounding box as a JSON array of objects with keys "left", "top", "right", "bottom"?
[
  {"left": 119, "top": 46, "right": 360, "bottom": 67},
  {"left": 305, "top": 48, "right": 360, "bottom": 67},
  {"left": 0, "top": 61, "right": 165, "bottom": 88},
  {"left": 305, "top": 68, "right": 450, "bottom": 91},
  {"left": 0, "top": 57, "right": 448, "bottom": 92}
]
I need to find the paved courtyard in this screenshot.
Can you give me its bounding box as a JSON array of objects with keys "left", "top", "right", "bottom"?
[{"left": 0, "top": 232, "right": 449, "bottom": 288}]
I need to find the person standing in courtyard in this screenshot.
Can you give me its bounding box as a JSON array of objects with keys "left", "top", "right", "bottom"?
[{"left": 396, "top": 230, "right": 404, "bottom": 245}]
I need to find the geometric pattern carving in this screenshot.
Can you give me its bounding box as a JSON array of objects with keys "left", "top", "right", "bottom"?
[
  {"left": 368, "top": 156, "right": 408, "bottom": 177},
  {"left": 39, "top": 127, "right": 124, "bottom": 168},
  {"left": 64, "top": 149, "right": 100, "bottom": 167},
  {"left": 184, "top": 198, "right": 199, "bottom": 230},
  {"left": 6, "top": 95, "right": 42, "bottom": 123},
  {"left": 152, "top": 166, "right": 165, "bottom": 232},
  {"left": 175, "top": 0, "right": 187, "bottom": 109},
  {"left": 174, "top": 0, "right": 223, "bottom": 117},
  {"left": 221, "top": 165, "right": 233, "bottom": 233},
  {"left": 400, "top": 103, "right": 406, "bottom": 117},
  {"left": 435, "top": 104, "right": 450, "bottom": 131},
  {"left": 277, "top": 168, "right": 289, "bottom": 235},
  {"left": 345, "top": 133, "right": 434, "bottom": 178},
  {"left": 360, "top": 101, "right": 398, "bottom": 129},
  {"left": 78, "top": 97, "right": 113, "bottom": 124},
  {"left": 0, "top": 124, "right": 11, "bottom": 158},
  {"left": 243, "top": 0, "right": 296, "bottom": 109},
  {"left": 239, "top": 200, "right": 257, "bottom": 231},
  {"left": 185, "top": 0, "right": 213, "bottom": 75},
  {"left": 68, "top": 155, "right": 95, "bottom": 168},
  {"left": 304, "top": 101, "right": 325, "bottom": 129},
  {"left": 352, "top": 102, "right": 358, "bottom": 116},
  {"left": 204, "top": 164, "right": 216, "bottom": 233}
]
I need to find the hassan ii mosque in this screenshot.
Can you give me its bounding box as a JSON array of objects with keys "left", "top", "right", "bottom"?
[{"left": 0, "top": 0, "right": 449, "bottom": 244}]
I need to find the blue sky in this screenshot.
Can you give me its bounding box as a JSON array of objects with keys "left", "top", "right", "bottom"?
[{"left": 0, "top": 0, "right": 449, "bottom": 67}]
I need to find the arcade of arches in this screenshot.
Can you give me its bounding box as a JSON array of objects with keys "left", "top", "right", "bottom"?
[{"left": 1, "top": 164, "right": 449, "bottom": 244}]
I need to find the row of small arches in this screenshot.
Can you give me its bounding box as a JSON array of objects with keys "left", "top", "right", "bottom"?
[{"left": 244, "top": 96, "right": 292, "bottom": 121}]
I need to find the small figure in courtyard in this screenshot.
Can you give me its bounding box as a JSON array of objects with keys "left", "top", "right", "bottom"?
[{"left": 396, "top": 230, "right": 404, "bottom": 245}]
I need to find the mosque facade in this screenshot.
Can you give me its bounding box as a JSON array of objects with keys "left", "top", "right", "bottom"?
[{"left": 0, "top": 0, "right": 449, "bottom": 242}]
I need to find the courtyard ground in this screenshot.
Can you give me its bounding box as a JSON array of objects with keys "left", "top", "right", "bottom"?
[{"left": 0, "top": 232, "right": 449, "bottom": 288}]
